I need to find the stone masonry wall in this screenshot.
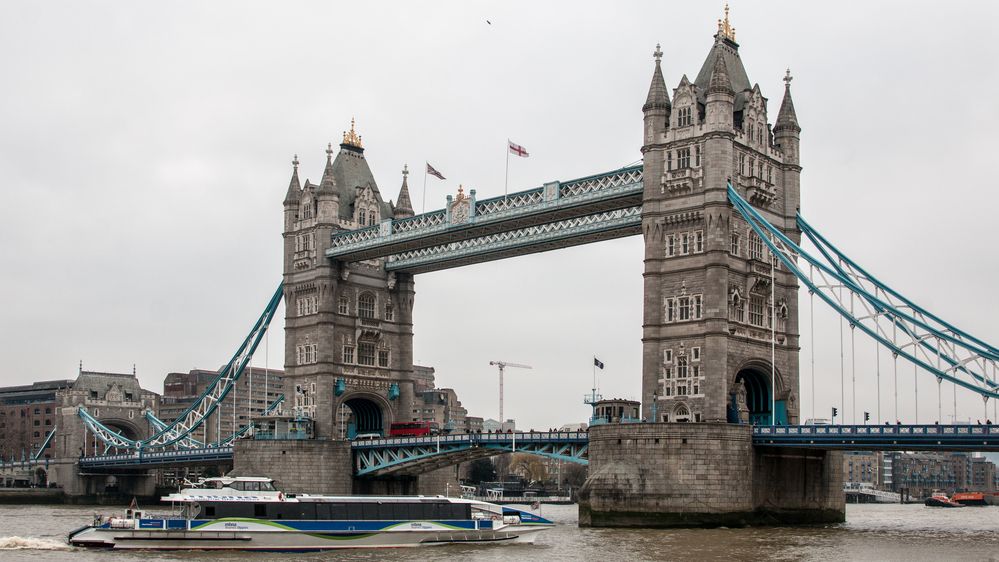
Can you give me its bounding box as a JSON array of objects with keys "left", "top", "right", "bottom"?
[
  {"left": 579, "top": 423, "right": 754, "bottom": 527},
  {"left": 232, "top": 439, "right": 352, "bottom": 495}
]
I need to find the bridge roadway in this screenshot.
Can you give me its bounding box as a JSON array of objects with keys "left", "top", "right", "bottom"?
[{"left": 67, "top": 425, "right": 999, "bottom": 474}]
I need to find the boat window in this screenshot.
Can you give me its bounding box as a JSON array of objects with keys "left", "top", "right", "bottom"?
[
  {"left": 377, "top": 503, "right": 394, "bottom": 520},
  {"left": 316, "top": 503, "right": 332, "bottom": 520},
  {"left": 260, "top": 481, "right": 275, "bottom": 491},
  {"left": 330, "top": 503, "right": 347, "bottom": 519},
  {"left": 246, "top": 482, "right": 259, "bottom": 492},
  {"left": 346, "top": 503, "right": 363, "bottom": 520},
  {"left": 254, "top": 504, "right": 266, "bottom": 517},
  {"left": 230, "top": 481, "right": 244, "bottom": 491}
]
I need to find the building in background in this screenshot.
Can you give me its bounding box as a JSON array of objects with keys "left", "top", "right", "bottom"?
[
  {"left": 842, "top": 451, "right": 880, "bottom": 487},
  {"left": 0, "top": 380, "right": 72, "bottom": 461},
  {"left": 412, "top": 388, "right": 466, "bottom": 432},
  {"left": 159, "top": 367, "right": 283, "bottom": 444},
  {"left": 885, "top": 452, "right": 999, "bottom": 497}
]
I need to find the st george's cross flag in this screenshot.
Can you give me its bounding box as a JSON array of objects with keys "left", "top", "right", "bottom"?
[
  {"left": 508, "top": 140, "right": 529, "bottom": 158},
  {"left": 594, "top": 357, "right": 605, "bottom": 370},
  {"left": 426, "top": 163, "right": 446, "bottom": 180}
]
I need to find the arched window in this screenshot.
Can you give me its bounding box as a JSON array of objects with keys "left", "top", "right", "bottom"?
[
  {"left": 358, "top": 209, "right": 366, "bottom": 226},
  {"left": 674, "top": 404, "right": 690, "bottom": 422},
  {"left": 368, "top": 211, "right": 376, "bottom": 225},
  {"left": 358, "top": 293, "right": 376, "bottom": 319}
]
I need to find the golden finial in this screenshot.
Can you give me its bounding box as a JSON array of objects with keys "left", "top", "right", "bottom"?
[
  {"left": 342, "top": 117, "right": 363, "bottom": 148},
  {"left": 718, "top": 3, "right": 736, "bottom": 41},
  {"left": 455, "top": 184, "right": 466, "bottom": 201}
]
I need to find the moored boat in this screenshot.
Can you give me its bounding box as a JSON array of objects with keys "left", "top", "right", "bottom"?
[
  {"left": 950, "top": 492, "right": 987, "bottom": 506},
  {"left": 924, "top": 492, "right": 964, "bottom": 508},
  {"left": 68, "top": 476, "right": 553, "bottom": 550}
]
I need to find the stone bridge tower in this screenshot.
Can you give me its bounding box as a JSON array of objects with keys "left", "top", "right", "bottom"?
[
  {"left": 281, "top": 120, "right": 418, "bottom": 440},
  {"left": 640, "top": 15, "right": 802, "bottom": 426}
]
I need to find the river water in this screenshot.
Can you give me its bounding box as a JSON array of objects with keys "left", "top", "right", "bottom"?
[{"left": 1, "top": 503, "right": 997, "bottom": 561}]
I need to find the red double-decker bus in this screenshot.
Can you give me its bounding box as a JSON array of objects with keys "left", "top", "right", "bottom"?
[{"left": 389, "top": 421, "right": 440, "bottom": 437}]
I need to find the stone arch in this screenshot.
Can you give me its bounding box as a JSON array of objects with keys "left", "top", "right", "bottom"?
[
  {"left": 335, "top": 391, "right": 392, "bottom": 438},
  {"left": 100, "top": 418, "right": 143, "bottom": 441},
  {"left": 673, "top": 402, "right": 691, "bottom": 423},
  {"left": 34, "top": 467, "right": 47, "bottom": 487},
  {"left": 731, "top": 358, "right": 786, "bottom": 425}
]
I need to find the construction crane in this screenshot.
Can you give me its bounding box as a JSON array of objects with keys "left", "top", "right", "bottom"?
[{"left": 488, "top": 360, "right": 532, "bottom": 423}]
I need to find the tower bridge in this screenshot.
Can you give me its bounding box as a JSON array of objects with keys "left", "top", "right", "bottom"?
[{"left": 35, "top": 7, "right": 999, "bottom": 526}]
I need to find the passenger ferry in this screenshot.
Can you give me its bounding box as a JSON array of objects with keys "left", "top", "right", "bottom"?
[{"left": 68, "top": 476, "right": 553, "bottom": 550}]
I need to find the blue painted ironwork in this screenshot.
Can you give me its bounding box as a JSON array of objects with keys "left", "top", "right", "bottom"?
[
  {"left": 385, "top": 206, "right": 641, "bottom": 273},
  {"left": 143, "top": 394, "right": 285, "bottom": 449},
  {"left": 753, "top": 424, "right": 999, "bottom": 451},
  {"left": 352, "top": 431, "right": 589, "bottom": 477},
  {"left": 78, "top": 446, "right": 235, "bottom": 470},
  {"left": 78, "top": 284, "right": 284, "bottom": 451},
  {"left": 728, "top": 184, "right": 999, "bottom": 400},
  {"left": 326, "top": 165, "right": 643, "bottom": 270}
]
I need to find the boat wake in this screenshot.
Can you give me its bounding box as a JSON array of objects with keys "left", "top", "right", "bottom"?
[{"left": 0, "top": 536, "right": 72, "bottom": 550}]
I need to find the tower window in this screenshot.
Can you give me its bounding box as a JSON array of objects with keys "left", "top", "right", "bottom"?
[
  {"left": 666, "top": 298, "right": 676, "bottom": 322},
  {"left": 378, "top": 349, "right": 390, "bottom": 368},
  {"left": 369, "top": 211, "right": 376, "bottom": 225},
  {"left": 749, "top": 232, "right": 764, "bottom": 260},
  {"left": 730, "top": 232, "right": 741, "bottom": 256},
  {"left": 342, "top": 345, "right": 355, "bottom": 364},
  {"left": 338, "top": 296, "right": 349, "bottom": 315},
  {"left": 666, "top": 151, "right": 673, "bottom": 171},
  {"left": 677, "top": 356, "right": 688, "bottom": 378},
  {"left": 666, "top": 235, "right": 676, "bottom": 257},
  {"left": 749, "top": 295, "right": 766, "bottom": 327},
  {"left": 693, "top": 230, "right": 704, "bottom": 253},
  {"left": 691, "top": 347, "right": 701, "bottom": 361},
  {"left": 678, "top": 148, "right": 690, "bottom": 169},
  {"left": 680, "top": 233, "right": 690, "bottom": 255},
  {"left": 695, "top": 145, "right": 701, "bottom": 167},
  {"left": 358, "top": 342, "right": 376, "bottom": 366},
  {"left": 738, "top": 153, "right": 746, "bottom": 176},
  {"left": 663, "top": 349, "right": 673, "bottom": 364},
  {"left": 678, "top": 296, "right": 690, "bottom": 321},
  {"left": 384, "top": 302, "right": 394, "bottom": 322},
  {"left": 358, "top": 293, "right": 376, "bottom": 319},
  {"left": 693, "top": 295, "right": 703, "bottom": 319},
  {"left": 677, "top": 107, "right": 692, "bottom": 127}
]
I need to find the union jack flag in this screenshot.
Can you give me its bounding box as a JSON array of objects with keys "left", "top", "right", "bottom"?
[{"left": 426, "top": 163, "right": 446, "bottom": 180}]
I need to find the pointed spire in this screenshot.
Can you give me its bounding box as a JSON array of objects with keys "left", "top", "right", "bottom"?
[
  {"left": 283, "top": 154, "right": 302, "bottom": 205},
  {"left": 716, "top": 2, "right": 736, "bottom": 42},
  {"left": 643, "top": 43, "right": 670, "bottom": 112},
  {"left": 708, "top": 51, "right": 733, "bottom": 94},
  {"left": 394, "top": 164, "right": 414, "bottom": 218},
  {"left": 318, "top": 143, "right": 337, "bottom": 194},
  {"left": 775, "top": 68, "right": 800, "bottom": 133}
]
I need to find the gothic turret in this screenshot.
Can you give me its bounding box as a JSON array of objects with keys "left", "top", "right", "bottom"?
[
  {"left": 774, "top": 69, "right": 801, "bottom": 164},
  {"left": 316, "top": 143, "right": 340, "bottom": 222},
  {"left": 284, "top": 154, "right": 302, "bottom": 206},
  {"left": 643, "top": 44, "right": 670, "bottom": 146},
  {"left": 393, "top": 164, "right": 415, "bottom": 219},
  {"left": 705, "top": 50, "right": 734, "bottom": 129}
]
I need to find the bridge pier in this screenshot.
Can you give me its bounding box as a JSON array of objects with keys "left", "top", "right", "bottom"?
[
  {"left": 232, "top": 439, "right": 459, "bottom": 496},
  {"left": 578, "top": 423, "right": 844, "bottom": 528}
]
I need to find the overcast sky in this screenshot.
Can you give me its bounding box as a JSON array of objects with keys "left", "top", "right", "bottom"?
[{"left": 2, "top": 1, "right": 998, "bottom": 430}]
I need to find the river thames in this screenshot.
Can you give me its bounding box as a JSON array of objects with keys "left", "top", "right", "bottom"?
[{"left": 0, "top": 503, "right": 997, "bottom": 561}]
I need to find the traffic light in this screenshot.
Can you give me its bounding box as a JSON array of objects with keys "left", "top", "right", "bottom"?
[
  {"left": 864, "top": 411, "right": 870, "bottom": 423},
  {"left": 831, "top": 407, "right": 838, "bottom": 421}
]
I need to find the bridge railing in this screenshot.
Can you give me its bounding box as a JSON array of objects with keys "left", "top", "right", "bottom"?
[
  {"left": 78, "top": 446, "right": 235, "bottom": 468},
  {"left": 753, "top": 424, "right": 996, "bottom": 437},
  {"left": 350, "top": 431, "right": 589, "bottom": 449}
]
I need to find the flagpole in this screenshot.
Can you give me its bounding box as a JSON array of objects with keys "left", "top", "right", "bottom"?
[
  {"left": 504, "top": 139, "right": 510, "bottom": 205},
  {"left": 422, "top": 164, "right": 428, "bottom": 214}
]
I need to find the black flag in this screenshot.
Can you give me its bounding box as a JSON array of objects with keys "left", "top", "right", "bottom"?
[{"left": 594, "top": 357, "right": 605, "bottom": 370}]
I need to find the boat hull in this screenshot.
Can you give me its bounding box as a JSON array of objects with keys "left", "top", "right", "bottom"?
[{"left": 68, "top": 520, "right": 549, "bottom": 550}]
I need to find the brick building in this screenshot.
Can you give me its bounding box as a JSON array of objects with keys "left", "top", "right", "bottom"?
[
  {"left": 0, "top": 380, "right": 72, "bottom": 460},
  {"left": 160, "top": 367, "right": 284, "bottom": 444}
]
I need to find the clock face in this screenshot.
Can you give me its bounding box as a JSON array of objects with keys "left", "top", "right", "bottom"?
[{"left": 451, "top": 202, "right": 469, "bottom": 224}]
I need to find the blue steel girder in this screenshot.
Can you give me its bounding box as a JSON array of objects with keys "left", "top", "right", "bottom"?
[
  {"left": 384, "top": 206, "right": 641, "bottom": 274},
  {"left": 326, "top": 165, "right": 643, "bottom": 265},
  {"left": 727, "top": 184, "right": 999, "bottom": 401},
  {"left": 753, "top": 424, "right": 999, "bottom": 451},
  {"left": 78, "top": 446, "right": 235, "bottom": 470},
  {"left": 352, "top": 432, "right": 589, "bottom": 477}
]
